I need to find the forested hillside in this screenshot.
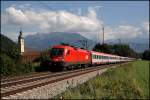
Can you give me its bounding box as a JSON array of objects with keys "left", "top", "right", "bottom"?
[
  {"left": 0, "top": 34, "right": 34, "bottom": 76},
  {"left": 1, "top": 34, "right": 18, "bottom": 54}
]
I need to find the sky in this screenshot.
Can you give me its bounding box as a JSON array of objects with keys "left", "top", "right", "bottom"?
[{"left": 1, "top": 1, "right": 149, "bottom": 43}]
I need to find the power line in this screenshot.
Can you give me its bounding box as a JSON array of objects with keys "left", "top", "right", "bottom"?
[{"left": 78, "top": 40, "right": 88, "bottom": 49}]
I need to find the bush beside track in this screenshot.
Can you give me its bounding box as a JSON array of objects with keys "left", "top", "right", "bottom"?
[{"left": 55, "top": 60, "right": 149, "bottom": 99}]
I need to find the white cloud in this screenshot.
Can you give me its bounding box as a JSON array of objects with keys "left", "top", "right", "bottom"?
[
  {"left": 2, "top": 6, "right": 104, "bottom": 40},
  {"left": 141, "top": 21, "right": 149, "bottom": 34},
  {"left": 104, "top": 24, "right": 145, "bottom": 41},
  {"left": 2, "top": 5, "right": 148, "bottom": 42},
  {"left": 5, "top": 7, "right": 29, "bottom": 25}
]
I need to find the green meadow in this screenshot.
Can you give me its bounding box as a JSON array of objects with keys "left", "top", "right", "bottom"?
[{"left": 55, "top": 61, "right": 149, "bottom": 99}]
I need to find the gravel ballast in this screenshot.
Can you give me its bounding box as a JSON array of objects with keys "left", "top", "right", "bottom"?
[{"left": 3, "top": 66, "right": 115, "bottom": 99}]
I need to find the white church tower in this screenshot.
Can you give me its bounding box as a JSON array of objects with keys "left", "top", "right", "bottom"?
[{"left": 18, "top": 30, "right": 25, "bottom": 55}]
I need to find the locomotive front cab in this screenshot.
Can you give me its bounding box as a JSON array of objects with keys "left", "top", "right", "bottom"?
[
  {"left": 50, "top": 46, "right": 70, "bottom": 67},
  {"left": 51, "top": 48, "right": 65, "bottom": 62}
]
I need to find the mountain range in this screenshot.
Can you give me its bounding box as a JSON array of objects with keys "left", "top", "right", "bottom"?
[
  {"left": 24, "top": 32, "right": 96, "bottom": 51},
  {"left": 24, "top": 32, "right": 149, "bottom": 53},
  {"left": 1, "top": 32, "right": 148, "bottom": 53}
]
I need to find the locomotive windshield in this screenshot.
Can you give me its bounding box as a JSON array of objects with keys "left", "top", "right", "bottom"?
[{"left": 51, "top": 48, "right": 64, "bottom": 56}]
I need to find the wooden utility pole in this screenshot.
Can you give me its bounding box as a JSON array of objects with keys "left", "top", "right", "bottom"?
[{"left": 102, "top": 26, "right": 104, "bottom": 45}]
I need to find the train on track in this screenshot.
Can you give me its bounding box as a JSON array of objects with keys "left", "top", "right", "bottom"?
[{"left": 50, "top": 45, "right": 134, "bottom": 70}]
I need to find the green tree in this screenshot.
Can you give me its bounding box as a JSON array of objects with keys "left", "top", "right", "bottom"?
[
  {"left": 0, "top": 53, "right": 15, "bottom": 76},
  {"left": 93, "top": 43, "right": 138, "bottom": 58},
  {"left": 93, "top": 43, "right": 112, "bottom": 54},
  {"left": 142, "top": 50, "right": 150, "bottom": 60},
  {"left": 60, "top": 42, "right": 70, "bottom": 46},
  {"left": 40, "top": 48, "right": 51, "bottom": 67},
  {"left": 9, "top": 46, "right": 20, "bottom": 60},
  {"left": 112, "top": 44, "right": 138, "bottom": 57}
]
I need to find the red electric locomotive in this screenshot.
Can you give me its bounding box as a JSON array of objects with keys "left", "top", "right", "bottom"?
[
  {"left": 50, "top": 45, "right": 91, "bottom": 70},
  {"left": 50, "top": 44, "right": 134, "bottom": 70}
]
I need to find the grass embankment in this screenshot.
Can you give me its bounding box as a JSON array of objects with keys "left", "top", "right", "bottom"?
[{"left": 55, "top": 61, "right": 149, "bottom": 99}]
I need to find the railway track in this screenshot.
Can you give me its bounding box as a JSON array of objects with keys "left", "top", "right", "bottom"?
[
  {"left": 1, "top": 72, "right": 51, "bottom": 83},
  {"left": 1, "top": 63, "right": 125, "bottom": 98}
]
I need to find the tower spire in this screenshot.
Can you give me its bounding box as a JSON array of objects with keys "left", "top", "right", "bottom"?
[{"left": 18, "top": 30, "right": 24, "bottom": 55}]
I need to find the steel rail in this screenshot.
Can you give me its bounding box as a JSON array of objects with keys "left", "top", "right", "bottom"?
[
  {"left": 1, "top": 63, "right": 121, "bottom": 97},
  {"left": 1, "top": 65, "right": 101, "bottom": 88},
  {"left": 1, "top": 72, "right": 51, "bottom": 83},
  {"left": 1, "top": 63, "right": 117, "bottom": 88}
]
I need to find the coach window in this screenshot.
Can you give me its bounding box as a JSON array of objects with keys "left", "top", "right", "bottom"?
[
  {"left": 101, "top": 56, "right": 103, "bottom": 59},
  {"left": 103, "top": 56, "right": 105, "bottom": 59},
  {"left": 92, "top": 55, "right": 94, "bottom": 59}
]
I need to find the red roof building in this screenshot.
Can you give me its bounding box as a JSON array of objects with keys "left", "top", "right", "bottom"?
[{"left": 22, "top": 47, "right": 41, "bottom": 63}]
